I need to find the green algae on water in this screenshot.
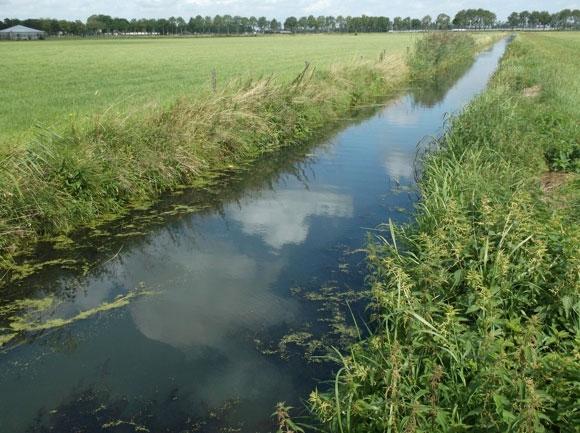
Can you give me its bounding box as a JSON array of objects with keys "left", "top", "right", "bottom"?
[{"left": 0, "top": 288, "right": 157, "bottom": 347}]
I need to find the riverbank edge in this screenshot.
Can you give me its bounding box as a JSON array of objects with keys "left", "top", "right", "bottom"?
[
  {"left": 0, "top": 33, "right": 500, "bottom": 290},
  {"left": 309, "top": 33, "right": 579, "bottom": 431},
  {"left": 0, "top": 54, "right": 408, "bottom": 280}
]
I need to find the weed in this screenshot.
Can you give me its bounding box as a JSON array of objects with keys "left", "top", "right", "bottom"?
[{"left": 310, "top": 32, "right": 579, "bottom": 433}]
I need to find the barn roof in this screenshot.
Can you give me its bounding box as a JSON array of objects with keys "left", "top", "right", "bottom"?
[{"left": 0, "top": 25, "right": 44, "bottom": 33}]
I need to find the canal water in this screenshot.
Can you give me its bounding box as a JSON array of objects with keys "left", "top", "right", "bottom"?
[{"left": 0, "top": 39, "right": 509, "bottom": 433}]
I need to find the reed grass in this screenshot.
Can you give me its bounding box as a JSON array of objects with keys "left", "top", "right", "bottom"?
[
  {"left": 409, "top": 32, "right": 476, "bottom": 81},
  {"left": 310, "top": 32, "right": 579, "bottom": 433},
  {"left": 0, "top": 54, "right": 408, "bottom": 275}
]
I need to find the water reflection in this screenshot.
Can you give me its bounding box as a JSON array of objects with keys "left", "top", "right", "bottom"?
[
  {"left": 130, "top": 239, "right": 293, "bottom": 349},
  {"left": 0, "top": 38, "right": 510, "bottom": 433},
  {"left": 231, "top": 189, "right": 353, "bottom": 249},
  {"left": 383, "top": 149, "right": 416, "bottom": 180},
  {"left": 410, "top": 60, "right": 473, "bottom": 107}
]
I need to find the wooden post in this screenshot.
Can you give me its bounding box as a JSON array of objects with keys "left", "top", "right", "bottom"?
[{"left": 211, "top": 68, "right": 217, "bottom": 93}]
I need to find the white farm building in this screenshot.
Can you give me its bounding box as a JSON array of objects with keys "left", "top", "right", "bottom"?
[{"left": 0, "top": 25, "right": 46, "bottom": 40}]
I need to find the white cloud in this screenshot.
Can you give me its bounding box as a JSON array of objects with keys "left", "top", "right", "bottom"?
[
  {"left": 304, "top": 0, "right": 332, "bottom": 15},
  {"left": 383, "top": 149, "right": 415, "bottom": 180},
  {"left": 130, "top": 239, "right": 295, "bottom": 349},
  {"left": 229, "top": 188, "right": 353, "bottom": 249},
  {"left": 1, "top": 0, "right": 576, "bottom": 20}
]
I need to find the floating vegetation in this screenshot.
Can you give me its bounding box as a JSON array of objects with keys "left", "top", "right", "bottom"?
[
  {"left": 257, "top": 278, "right": 371, "bottom": 363},
  {"left": 4, "top": 258, "right": 79, "bottom": 284},
  {"left": 389, "top": 184, "right": 416, "bottom": 194},
  {"left": 113, "top": 231, "right": 148, "bottom": 239},
  {"left": 50, "top": 234, "right": 75, "bottom": 250},
  {"left": 0, "top": 332, "right": 16, "bottom": 346},
  {"left": 0, "top": 287, "right": 157, "bottom": 348},
  {"left": 25, "top": 386, "right": 243, "bottom": 433}
]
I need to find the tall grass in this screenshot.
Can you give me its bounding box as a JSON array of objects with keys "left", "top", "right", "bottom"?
[
  {"left": 0, "top": 55, "right": 407, "bottom": 275},
  {"left": 310, "top": 33, "right": 579, "bottom": 432},
  {"left": 409, "top": 32, "right": 476, "bottom": 81}
]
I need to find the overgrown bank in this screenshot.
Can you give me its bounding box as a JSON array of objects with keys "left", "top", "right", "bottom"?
[
  {"left": 409, "top": 32, "right": 475, "bottom": 81},
  {"left": 309, "top": 33, "right": 579, "bottom": 432},
  {"left": 0, "top": 33, "right": 499, "bottom": 287},
  {"left": 0, "top": 55, "right": 407, "bottom": 277}
]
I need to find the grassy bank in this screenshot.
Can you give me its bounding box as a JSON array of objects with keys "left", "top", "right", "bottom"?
[
  {"left": 409, "top": 32, "right": 475, "bottom": 81},
  {"left": 0, "top": 54, "right": 407, "bottom": 276},
  {"left": 0, "top": 32, "right": 498, "bottom": 286},
  {"left": 408, "top": 32, "right": 500, "bottom": 83},
  {"left": 309, "top": 33, "right": 579, "bottom": 432}
]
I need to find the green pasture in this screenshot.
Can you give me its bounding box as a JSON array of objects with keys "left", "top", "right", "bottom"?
[{"left": 0, "top": 33, "right": 417, "bottom": 145}]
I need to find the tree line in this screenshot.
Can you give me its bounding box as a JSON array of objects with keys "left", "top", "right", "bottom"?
[{"left": 1, "top": 8, "right": 579, "bottom": 36}]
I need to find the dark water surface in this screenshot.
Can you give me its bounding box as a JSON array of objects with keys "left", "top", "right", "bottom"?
[{"left": 0, "top": 39, "right": 509, "bottom": 433}]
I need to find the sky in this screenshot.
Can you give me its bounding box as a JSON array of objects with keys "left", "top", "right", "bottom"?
[{"left": 0, "top": 0, "right": 576, "bottom": 21}]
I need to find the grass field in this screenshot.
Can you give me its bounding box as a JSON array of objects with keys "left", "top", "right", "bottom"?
[
  {"left": 311, "top": 31, "right": 579, "bottom": 432},
  {"left": 0, "top": 33, "right": 418, "bottom": 145}
]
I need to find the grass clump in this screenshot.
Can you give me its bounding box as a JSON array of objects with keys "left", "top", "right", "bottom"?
[
  {"left": 0, "top": 55, "right": 407, "bottom": 276},
  {"left": 409, "top": 32, "right": 476, "bottom": 81},
  {"left": 310, "top": 33, "right": 579, "bottom": 432}
]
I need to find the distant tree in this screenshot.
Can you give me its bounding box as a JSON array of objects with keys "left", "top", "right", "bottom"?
[
  {"left": 453, "top": 10, "right": 467, "bottom": 27},
  {"left": 176, "top": 17, "right": 186, "bottom": 33},
  {"left": 377, "top": 16, "right": 390, "bottom": 32},
  {"left": 326, "top": 16, "right": 336, "bottom": 32},
  {"left": 529, "top": 11, "right": 541, "bottom": 27},
  {"left": 6, "top": 8, "right": 578, "bottom": 37},
  {"left": 257, "top": 16, "right": 268, "bottom": 32},
  {"left": 168, "top": 16, "right": 177, "bottom": 33},
  {"left": 87, "top": 14, "right": 112, "bottom": 33},
  {"left": 317, "top": 16, "right": 327, "bottom": 31},
  {"left": 307, "top": 15, "right": 317, "bottom": 31},
  {"left": 453, "top": 9, "right": 495, "bottom": 29},
  {"left": 270, "top": 18, "right": 280, "bottom": 32},
  {"left": 239, "top": 16, "right": 250, "bottom": 33},
  {"left": 507, "top": 12, "right": 520, "bottom": 28},
  {"left": 519, "top": 10, "right": 530, "bottom": 28},
  {"left": 336, "top": 15, "right": 346, "bottom": 32},
  {"left": 344, "top": 16, "right": 353, "bottom": 32},
  {"left": 248, "top": 16, "right": 257, "bottom": 31},
  {"left": 482, "top": 9, "right": 496, "bottom": 27},
  {"left": 556, "top": 9, "right": 574, "bottom": 28},
  {"left": 572, "top": 9, "right": 580, "bottom": 28},
  {"left": 537, "top": 11, "right": 552, "bottom": 28},
  {"left": 436, "top": 13, "right": 450, "bottom": 29},
  {"left": 284, "top": 16, "right": 298, "bottom": 32},
  {"left": 393, "top": 16, "right": 403, "bottom": 31}
]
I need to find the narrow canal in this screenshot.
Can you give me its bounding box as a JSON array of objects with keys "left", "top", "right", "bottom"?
[{"left": 0, "top": 39, "right": 509, "bottom": 433}]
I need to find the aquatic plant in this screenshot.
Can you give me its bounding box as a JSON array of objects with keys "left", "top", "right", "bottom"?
[{"left": 0, "top": 287, "right": 157, "bottom": 348}]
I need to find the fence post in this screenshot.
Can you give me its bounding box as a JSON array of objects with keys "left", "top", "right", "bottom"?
[{"left": 211, "top": 68, "right": 217, "bottom": 93}]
